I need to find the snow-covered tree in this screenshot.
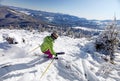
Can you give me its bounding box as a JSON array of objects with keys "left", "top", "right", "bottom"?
[{"left": 95, "top": 17, "right": 119, "bottom": 61}]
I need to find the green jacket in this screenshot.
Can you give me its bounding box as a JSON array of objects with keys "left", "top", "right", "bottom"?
[{"left": 40, "top": 36, "right": 56, "bottom": 56}]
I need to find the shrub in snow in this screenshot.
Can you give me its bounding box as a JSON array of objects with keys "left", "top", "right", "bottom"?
[
  {"left": 6, "top": 37, "right": 18, "bottom": 44},
  {"left": 95, "top": 20, "right": 119, "bottom": 61},
  {"left": 2, "top": 34, "right": 18, "bottom": 44},
  {"left": 22, "top": 38, "right": 25, "bottom": 43}
]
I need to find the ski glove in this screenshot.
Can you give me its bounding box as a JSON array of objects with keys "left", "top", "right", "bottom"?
[{"left": 55, "top": 53, "right": 58, "bottom": 57}]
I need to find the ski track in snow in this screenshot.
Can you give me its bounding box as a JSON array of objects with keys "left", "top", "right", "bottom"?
[{"left": 0, "top": 29, "right": 120, "bottom": 81}]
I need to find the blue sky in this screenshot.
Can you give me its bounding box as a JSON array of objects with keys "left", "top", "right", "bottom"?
[{"left": 1, "top": 0, "right": 120, "bottom": 20}]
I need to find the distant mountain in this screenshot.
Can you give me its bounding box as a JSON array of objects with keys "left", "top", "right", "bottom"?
[
  {"left": 0, "top": 6, "right": 47, "bottom": 28},
  {"left": 10, "top": 6, "right": 100, "bottom": 29},
  {"left": 91, "top": 19, "right": 120, "bottom": 28},
  {"left": 1, "top": 6, "right": 120, "bottom": 29}
]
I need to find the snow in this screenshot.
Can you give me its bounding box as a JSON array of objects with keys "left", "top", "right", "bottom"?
[
  {"left": 73, "top": 26, "right": 103, "bottom": 32},
  {"left": 19, "top": 11, "right": 31, "bottom": 15},
  {"left": 8, "top": 9, "right": 31, "bottom": 16},
  {"left": 8, "top": 9, "right": 19, "bottom": 14},
  {"left": 45, "top": 17, "right": 54, "bottom": 21},
  {"left": 0, "top": 29, "right": 120, "bottom": 81}
]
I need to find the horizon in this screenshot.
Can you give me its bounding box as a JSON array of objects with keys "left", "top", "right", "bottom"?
[{"left": 1, "top": 0, "right": 120, "bottom": 20}]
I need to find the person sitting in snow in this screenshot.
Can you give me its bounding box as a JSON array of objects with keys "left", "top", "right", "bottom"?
[{"left": 40, "top": 31, "right": 58, "bottom": 59}]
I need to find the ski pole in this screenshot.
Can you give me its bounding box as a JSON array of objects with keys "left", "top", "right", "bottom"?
[
  {"left": 40, "top": 58, "right": 54, "bottom": 79},
  {"left": 28, "top": 45, "right": 40, "bottom": 53}
]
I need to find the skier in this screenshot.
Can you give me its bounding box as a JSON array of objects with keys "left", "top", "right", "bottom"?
[{"left": 40, "top": 31, "right": 58, "bottom": 59}]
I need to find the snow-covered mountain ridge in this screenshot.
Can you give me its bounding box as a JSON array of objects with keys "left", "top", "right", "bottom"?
[
  {"left": 9, "top": 6, "right": 100, "bottom": 28},
  {"left": 9, "top": 6, "right": 120, "bottom": 29},
  {"left": 0, "top": 6, "right": 45, "bottom": 27},
  {"left": 0, "top": 29, "right": 120, "bottom": 81}
]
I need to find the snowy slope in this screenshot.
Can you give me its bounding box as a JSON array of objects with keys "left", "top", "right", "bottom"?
[{"left": 0, "top": 29, "right": 120, "bottom": 81}]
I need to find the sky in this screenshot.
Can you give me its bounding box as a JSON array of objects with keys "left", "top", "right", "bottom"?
[{"left": 1, "top": 0, "right": 120, "bottom": 20}]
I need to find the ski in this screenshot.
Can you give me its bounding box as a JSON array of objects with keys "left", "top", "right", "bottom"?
[
  {"left": 56, "top": 52, "right": 65, "bottom": 55},
  {"left": 43, "top": 56, "right": 58, "bottom": 60}
]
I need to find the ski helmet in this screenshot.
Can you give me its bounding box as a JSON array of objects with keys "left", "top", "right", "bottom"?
[{"left": 51, "top": 31, "right": 58, "bottom": 40}]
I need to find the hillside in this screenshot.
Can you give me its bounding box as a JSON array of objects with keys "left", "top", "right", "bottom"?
[
  {"left": 10, "top": 6, "right": 120, "bottom": 29},
  {"left": 0, "top": 6, "right": 47, "bottom": 27},
  {"left": 0, "top": 6, "right": 120, "bottom": 29},
  {"left": 10, "top": 6, "right": 100, "bottom": 29},
  {"left": 0, "top": 29, "right": 120, "bottom": 81}
]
